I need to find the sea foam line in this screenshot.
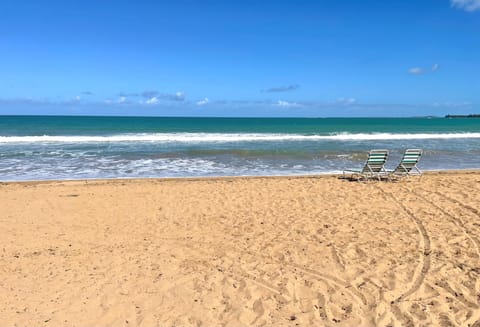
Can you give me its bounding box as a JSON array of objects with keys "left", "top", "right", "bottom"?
[{"left": 1, "top": 132, "right": 480, "bottom": 143}]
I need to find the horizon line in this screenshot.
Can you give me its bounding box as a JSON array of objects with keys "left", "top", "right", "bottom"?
[{"left": 0, "top": 114, "right": 451, "bottom": 119}]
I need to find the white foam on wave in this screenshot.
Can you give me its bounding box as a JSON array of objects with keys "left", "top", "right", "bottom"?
[
  {"left": 1, "top": 132, "right": 480, "bottom": 143},
  {"left": 0, "top": 155, "right": 341, "bottom": 181}
]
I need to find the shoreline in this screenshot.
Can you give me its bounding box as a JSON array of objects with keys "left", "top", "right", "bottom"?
[{"left": 1, "top": 167, "right": 479, "bottom": 185}]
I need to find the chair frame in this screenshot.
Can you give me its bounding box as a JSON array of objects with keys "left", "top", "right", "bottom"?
[
  {"left": 388, "top": 149, "right": 423, "bottom": 181},
  {"left": 343, "top": 149, "right": 389, "bottom": 181}
]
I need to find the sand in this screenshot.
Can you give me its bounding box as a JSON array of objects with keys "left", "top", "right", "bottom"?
[{"left": 1, "top": 171, "right": 480, "bottom": 326}]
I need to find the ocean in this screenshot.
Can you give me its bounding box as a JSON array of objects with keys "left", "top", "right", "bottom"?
[{"left": 0, "top": 115, "right": 479, "bottom": 181}]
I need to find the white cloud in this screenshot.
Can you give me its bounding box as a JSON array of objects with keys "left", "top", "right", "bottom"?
[
  {"left": 196, "top": 97, "right": 210, "bottom": 106},
  {"left": 433, "top": 101, "right": 472, "bottom": 108},
  {"left": 63, "top": 95, "right": 81, "bottom": 104},
  {"left": 408, "top": 67, "right": 424, "bottom": 75},
  {"left": 336, "top": 98, "right": 357, "bottom": 105},
  {"left": 145, "top": 96, "right": 159, "bottom": 105},
  {"left": 451, "top": 0, "right": 480, "bottom": 11},
  {"left": 409, "top": 64, "right": 440, "bottom": 75},
  {"left": 141, "top": 90, "right": 185, "bottom": 101},
  {"left": 275, "top": 100, "right": 300, "bottom": 108},
  {"left": 104, "top": 97, "right": 129, "bottom": 104},
  {"left": 174, "top": 91, "right": 186, "bottom": 101}
]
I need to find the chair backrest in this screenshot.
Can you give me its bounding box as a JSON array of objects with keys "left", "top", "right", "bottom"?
[
  {"left": 361, "top": 149, "right": 389, "bottom": 173},
  {"left": 394, "top": 149, "right": 422, "bottom": 173}
]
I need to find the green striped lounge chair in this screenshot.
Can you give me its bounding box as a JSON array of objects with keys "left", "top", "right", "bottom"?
[
  {"left": 389, "top": 149, "right": 423, "bottom": 180},
  {"left": 343, "top": 149, "right": 389, "bottom": 181}
]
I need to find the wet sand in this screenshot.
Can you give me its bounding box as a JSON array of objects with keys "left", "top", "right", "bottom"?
[{"left": 1, "top": 171, "right": 480, "bottom": 326}]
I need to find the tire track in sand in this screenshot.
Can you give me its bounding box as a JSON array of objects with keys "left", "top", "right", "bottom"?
[
  {"left": 407, "top": 186, "right": 480, "bottom": 258},
  {"left": 433, "top": 190, "right": 480, "bottom": 218},
  {"left": 236, "top": 238, "right": 368, "bottom": 306},
  {"left": 413, "top": 186, "right": 480, "bottom": 327},
  {"left": 376, "top": 186, "right": 431, "bottom": 302},
  {"left": 285, "top": 262, "right": 367, "bottom": 306},
  {"left": 180, "top": 238, "right": 368, "bottom": 307}
]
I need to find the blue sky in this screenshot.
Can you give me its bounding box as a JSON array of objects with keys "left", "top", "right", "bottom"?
[{"left": 0, "top": 0, "right": 479, "bottom": 117}]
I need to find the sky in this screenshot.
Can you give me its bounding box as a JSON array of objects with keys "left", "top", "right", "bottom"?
[{"left": 0, "top": 0, "right": 479, "bottom": 117}]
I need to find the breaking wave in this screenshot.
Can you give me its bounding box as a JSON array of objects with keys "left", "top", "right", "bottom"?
[{"left": 1, "top": 132, "right": 480, "bottom": 143}]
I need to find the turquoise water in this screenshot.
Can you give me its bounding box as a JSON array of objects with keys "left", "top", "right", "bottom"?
[
  {"left": 2, "top": 116, "right": 480, "bottom": 135},
  {"left": 0, "top": 115, "right": 479, "bottom": 180}
]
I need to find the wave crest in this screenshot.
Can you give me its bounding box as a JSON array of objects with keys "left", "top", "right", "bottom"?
[{"left": 1, "top": 132, "right": 480, "bottom": 143}]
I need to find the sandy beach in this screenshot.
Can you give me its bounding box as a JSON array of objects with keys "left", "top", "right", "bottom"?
[{"left": 1, "top": 171, "right": 480, "bottom": 326}]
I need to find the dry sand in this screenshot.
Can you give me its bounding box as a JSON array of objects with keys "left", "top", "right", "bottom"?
[{"left": 1, "top": 171, "right": 480, "bottom": 326}]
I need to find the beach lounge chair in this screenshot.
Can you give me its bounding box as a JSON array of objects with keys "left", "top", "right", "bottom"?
[
  {"left": 343, "top": 149, "right": 389, "bottom": 181},
  {"left": 388, "top": 149, "right": 423, "bottom": 180}
]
